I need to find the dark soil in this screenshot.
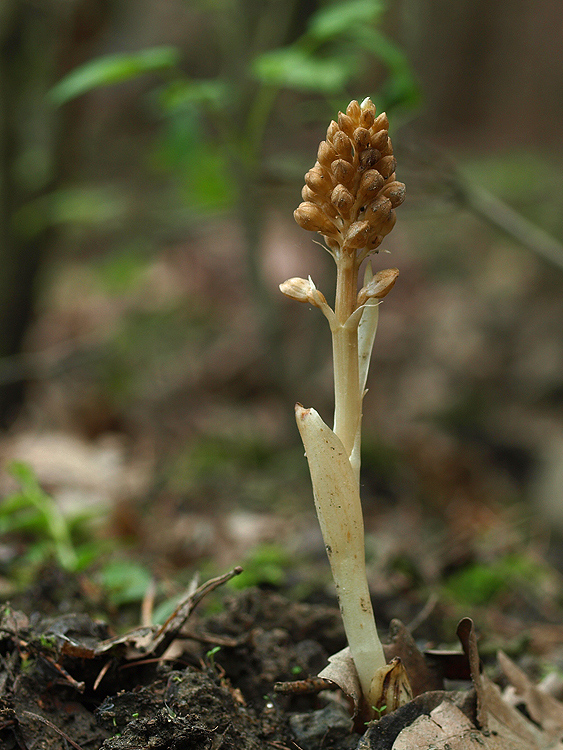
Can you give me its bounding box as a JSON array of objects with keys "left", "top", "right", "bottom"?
[
  {"left": 0, "top": 582, "right": 376, "bottom": 750},
  {"left": 2, "top": 564, "right": 561, "bottom": 750}
]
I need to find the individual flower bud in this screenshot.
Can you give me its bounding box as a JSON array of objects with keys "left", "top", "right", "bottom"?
[
  {"left": 346, "top": 99, "right": 361, "bottom": 121},
  {"left": 302, "top": 185, "right": 338, "bottom": 218},
  {"left": 326, "top": 120, "right": 339, "bottom": 143},
  {"left": 337, "top": 111, "right": 355, "bottom": 137},
  {"left": 305, "top": 167, "right": 332, "bottom": 196},
  {"left": 343, "top": 220, "right": 372, "bottom": 250},
  {"left": 317, "top": 140, "right": 338, "bottom": 168},
  {"left": 382, "top": 181, "right": 406, "bottom": 208},
  {"left": 376, "top": 155, "right": 397, "bottom": 179},
  {"left": 357, "top": 268, "right": 399, "bottom": 305},
  {"left": 280, "top": 277, "right": 313, "bottom": 303},
  {"left": 370, "top": 129, "right": 389, "bottom": 151},
  {"left": 331, "top": 158, "right": 355, "bottom": 185},
  {"left": 378, "top": 210, "right": 397, "bottom": 237},
  {"left": 365, "top": 196, "right": 392, "bottom": 224},
  {"left": 360, "top": 96, "right": 377, "bottom": 117},
  {"left": 332, "top": 131, "right": 354, "bottom": 161},
  {"left": 302, "top": 184, "right": 319, "bottom": 203},
  {"left": 372, "top": 112, "right": 389, "bottom": 131},
  {"left": 359, "top": 148, "right": 381, "bottom": 171},
  {"left": 360, "top": 107, "right": 375, "bottom": 130},
  {"left": 380, "top": 136, "right": 394, "bottom": 156},
  {"left": 366, "top": 234, "right": 383, "bottom": 252},
  {"left": 331, "top": 184, "right": 354, "bottom": 217},
  {"left": 357, "top": 169, "right": 385, "bottom": 202},
  {"left": 353, "top": 127, "right": 371, "bottom": 151},
  {"left": 279, "top": 277, "right": 329, "bottom": 308},
  {"left": 294, "top": 202, "right": 337, "bottom": 235}
]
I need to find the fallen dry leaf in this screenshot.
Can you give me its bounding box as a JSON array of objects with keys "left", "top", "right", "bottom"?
[
  {"left": 498, "top": 649, "right": 563, "bottom": 737},
  {"left": 318, "top": 646, "right": 362, "bottom": 715},
  {"left": 359, "top": 618, "right": 563, "bottom": 749},
  {"left": 384, "top": 618, "right": 443, "bottom": 696}
]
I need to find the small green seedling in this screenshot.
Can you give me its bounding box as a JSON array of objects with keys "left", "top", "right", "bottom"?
[
  {"left": 206, "top": 645, "right": 222, "bottom": 671},
  {"left": 366, "top": 704, "right": 388, "bottom": 725},
  {"left": 281, "top": 99, "right": 410, "bottom": 718}
]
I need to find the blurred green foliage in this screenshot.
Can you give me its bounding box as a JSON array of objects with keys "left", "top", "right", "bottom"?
[
  {"left": 229, "top": 542, "right": 293, "bottom": 589},
  {"left": 462, "top": 152, "right": 563, "bottom": 236},
  {"left": 52, "top": 0, "right": 419, "bottom": 216},
  {"left": 443, "top": 553, "right": 547, "bottom": 607},
  {"left": 0, "top": 462, "right": 102, "bottom": 577},
  {"left": 50, "top": 46, "right": 181, "bottom": 106},
  {"left": 98, "top": 558, "right": 154, "bottom": 607},
  {"left": 13, "top": 187, "right": 127, "bottom": 241},
  {"left": 165, "top": 435, "right": 308, "bottom": 512}
]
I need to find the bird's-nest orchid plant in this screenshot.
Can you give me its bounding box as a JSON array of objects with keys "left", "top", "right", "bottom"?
[{"left": 280, "top": 98, "right": 409, "bottom": 720}]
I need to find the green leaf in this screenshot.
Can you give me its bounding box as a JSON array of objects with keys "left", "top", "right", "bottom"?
[
  {"left": 308, "top": 0, "right": 385, "bottom": 42},
  {"left": 253, "top": 47, "right": 358, "bottom": 94},
  {"left": 158, "top": 78, "right": 226, "bottom": 113},
  {"left": 153, "top": 106, "right": 235, "bottom": 210},
  {"left": 9, "top": 461, "right": 39, "bottom": 490},
  {"left": 50, "top": 46, "right": 181, "bottom": 105},
  {"left": 99, "top": 559, "right": 153, "bottom": 606},
  {"left": 353, "top": 26, "right": 421, "bottom": 110}
]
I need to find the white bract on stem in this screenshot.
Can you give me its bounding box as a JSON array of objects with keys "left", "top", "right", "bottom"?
[{"left": 280, "top": 98, "right": 407, "bottom": 717}]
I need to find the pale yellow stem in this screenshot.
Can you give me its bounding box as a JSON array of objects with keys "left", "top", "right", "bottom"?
[{"left": 332, "top": 253, "right": 361, "bottom": 461}]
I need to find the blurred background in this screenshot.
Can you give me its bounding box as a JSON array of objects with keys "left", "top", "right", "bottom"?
[{"left": 1, "top": 0, "right": 563, "bottom": 625}]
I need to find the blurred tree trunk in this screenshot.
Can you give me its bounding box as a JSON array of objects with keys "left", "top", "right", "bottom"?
[
  {"left": 0, "top": 2, "right": 54, "bottom": 425},
  {"left": 402, "top": 0, "right": 563, "bottom": 146},
  {"left": 0, "top": 0, "right": 108, "bottom": 426}
]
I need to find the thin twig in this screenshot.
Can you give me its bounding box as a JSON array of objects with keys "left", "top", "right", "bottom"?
[
  {"left": 141, "top": 578, "right": 157, "bottom": 627},
  {"left": 148, "top": 567, "right": 243, "bottom": 658},
  {"left": 274, "top": 676, "right": 336, "bottom": 694},
  {"left": 179, "top": 630, "right": 243, "bottom": 648},
  {"left": 92, "top": 659, "right": 112, "bottom": 691},
  {"left": 460, "top": 180, "right": 563, "bottom": 273},
  {"left": 14, "top": 636, "right": 85, "bottom": 691},
  {"left": 38, "top": 652, "right": 85, "bottom": 692},
  {"left": 406, "top": 593, "right": 439, "bottom": 634},
  {"left": 21, "top": 711, "right": 84, "bottom": 750}
]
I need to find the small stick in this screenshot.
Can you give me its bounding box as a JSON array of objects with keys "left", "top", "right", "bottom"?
[
  {"left": 15, "top": 636, "right": 85, "bottom": 692},
  {"left": 406, "top": 593, "right": 439, "bottom": 634},
  {"left": 21, "top": 711, "right": 85, "bottom": 750},
  {"left": 39, "top": 652, "right": 85, "bottom": 692},
  {"left": 141, "top": 578, "right": 157, "bottom": 627},
  {"left": 92, "top": 658, "right": 112, "bottom": 691},
  {"left": 274, "top": 676, "right": 337, "bottom": 694},
  {"left": 147, "top": 567, "right": 243, "bottom": 658}
]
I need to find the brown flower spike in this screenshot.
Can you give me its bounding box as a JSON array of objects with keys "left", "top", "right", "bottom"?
[{"left": 294, "top": 98, "right": 405, "bottom": 261}]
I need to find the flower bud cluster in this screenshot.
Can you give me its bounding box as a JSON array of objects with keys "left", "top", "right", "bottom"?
[{"left": 294, "top": 98, "right": 405, "bottom": 258}]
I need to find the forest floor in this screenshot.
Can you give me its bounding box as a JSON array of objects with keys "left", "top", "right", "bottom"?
[
  {"left": 2, "top": 159, "right": 563, "bottom": 747},
  {"left": 3, "top": 544, "right": 563, "bottom": 749}
]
